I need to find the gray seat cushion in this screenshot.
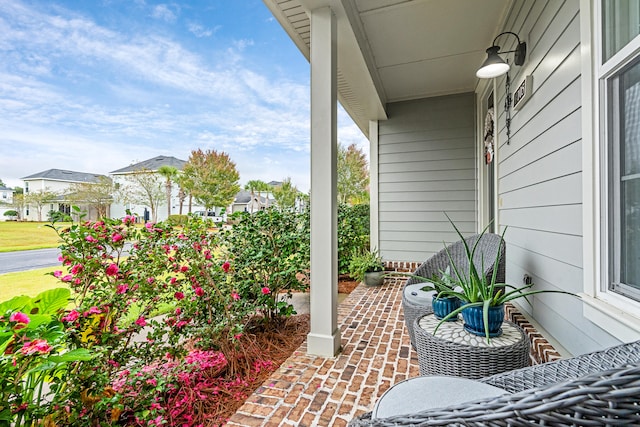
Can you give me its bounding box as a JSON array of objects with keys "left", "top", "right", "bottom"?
[
  {"left": 403, "top": 283, "right": 435, "bottom": 306},
  {"left": 373, "top": 376, "right": 508, "bottom": 419}
]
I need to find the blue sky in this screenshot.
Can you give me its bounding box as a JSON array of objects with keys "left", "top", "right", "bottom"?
[{"left": 0, "top": 0, "right": 367, "bottom": 192}]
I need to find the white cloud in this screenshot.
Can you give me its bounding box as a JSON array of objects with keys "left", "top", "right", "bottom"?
[
  {"left": 151, "top": 4, "right": 177, "bottom": 22},
  {"left": 187, "top": 22, "right": 218, "bottom": 38},
  {"left": 0, "top": 1, "right": 368, "bottom": 194},
  {"left": 233, "top": 39, "right": 254, "bottom": 51}
]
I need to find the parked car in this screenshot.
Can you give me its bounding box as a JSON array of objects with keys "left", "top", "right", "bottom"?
[{"left": 193, "top": 210, "right": 225, "bottom": 223}]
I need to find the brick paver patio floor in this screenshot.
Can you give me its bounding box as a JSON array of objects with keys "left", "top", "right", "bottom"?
[{"left": 226, "top": 278, "right": 418, "bottom": 426}]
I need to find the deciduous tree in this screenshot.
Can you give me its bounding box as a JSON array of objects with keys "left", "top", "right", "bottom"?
[
  {"left": 25, "top": 188, "right": 58, "bottom": 221},
  {"left": 337, "top": 143, "right": 369, "bottom": 205},
  {"left": 272, "top": 178, "right": 299, "bottom": 211},
  {"left": 66, "top": 176, "right": 114, "bottom": 219},
  {"left": 117, "top": 168, "right": 164, "bottom": 222},
  {"left": 183, "top": 149, "right": 240, "bottom": 211}
]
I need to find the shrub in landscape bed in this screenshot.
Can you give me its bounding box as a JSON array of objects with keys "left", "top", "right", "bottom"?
[
  {"left": 222, "top": 208, "right": 310, "bottom": 319},
  {"left": 0, "top": 210, "right": 310, "bottom": 426},
  {"left": 0, "top": 288, "right": 92, "bottom": 427},
  {"left": 338, "top": 203, "right": 370, "bottom": 274}
]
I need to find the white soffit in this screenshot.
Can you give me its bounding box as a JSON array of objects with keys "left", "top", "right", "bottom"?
[{"left": 263, "top": 0, "right": 511, "bottom": 131}]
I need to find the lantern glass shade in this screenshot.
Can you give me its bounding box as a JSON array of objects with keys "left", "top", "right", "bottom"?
[{"left": 476, "top": 46, "right": 510, "bottom": 78}]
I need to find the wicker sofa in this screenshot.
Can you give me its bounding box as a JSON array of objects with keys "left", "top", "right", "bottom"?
[
  {"left": 402, "top": 233, "right": 506, "bottom": 348},
  {"left": 348, "top": 340, "right": 640, "bottom": 426}
]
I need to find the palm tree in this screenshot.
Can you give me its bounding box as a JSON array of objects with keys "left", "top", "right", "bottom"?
[
  {"left": 157, "top": 165, "right": 178, "bottom": 218},
  {"left": 244, "top": 180, "right": 265, "bottom": 213}
]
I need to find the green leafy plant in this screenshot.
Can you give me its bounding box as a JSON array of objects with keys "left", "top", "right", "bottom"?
[
  {"left": 389, "top": 266, "right": 458, "bottom": 295},
  {"left": 348, "top": 248, "right": 383, "bottom": 283},
  {"left": 435, "top": 214, "right": 578, "bottom": 341},
  {"left": 221, "top": 208, "right": 310, "bottom": 320},
  {"left": 337, "top": 204, "right": 370, "bottom": 273},
  {"left": 0, "top": 288, "right": 93, "bottom": 427}
]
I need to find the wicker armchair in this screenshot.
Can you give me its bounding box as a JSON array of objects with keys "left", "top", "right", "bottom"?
[
  {"left": 402, "top": 233, "right": 505, "bottom": 348},
  {"left": 348, "top": 340, "right": 640, "bottom": 426}
]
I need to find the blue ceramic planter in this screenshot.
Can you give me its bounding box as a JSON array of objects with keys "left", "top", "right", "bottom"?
[
  {"left": 432, "top": 295, "right": 460, "bottom": 321},
  {"left": 461, "top": 304, "right": 504, "bottom": 337}
]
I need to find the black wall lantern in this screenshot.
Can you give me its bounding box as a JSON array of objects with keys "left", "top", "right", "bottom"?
[{"left": 476, "top": 32, "right": 526, "bottom": 79}]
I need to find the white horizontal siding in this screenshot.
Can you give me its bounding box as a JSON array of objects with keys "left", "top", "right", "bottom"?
[{"left": 378, "top": 93, "right": 477, "bottom": 263}]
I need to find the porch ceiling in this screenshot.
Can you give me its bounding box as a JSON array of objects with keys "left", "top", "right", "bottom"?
[{"left": 263, "top": 0, "right": 511, "bottom": 135}]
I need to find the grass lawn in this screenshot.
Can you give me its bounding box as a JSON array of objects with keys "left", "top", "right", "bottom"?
[
  {"left": 0, "top": 266, "right": 67, "bottom": 300},
  {"left": 0, "top": 221, "right": 69, "bottom": 252}
]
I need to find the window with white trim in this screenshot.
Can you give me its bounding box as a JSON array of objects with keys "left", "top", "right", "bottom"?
[{"left": 601, "top": 1, "right": 640, "bottom": 302}]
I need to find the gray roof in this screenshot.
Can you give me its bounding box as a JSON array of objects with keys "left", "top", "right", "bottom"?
[
  {"left": 21, "top": 169, "right": 107, "bottom": 183},
  {"left": 0, "top": 186, "right": 13, "bottom": 191},
  {"left": 110, "top": 156, "right": 186, "bottom": 174},
  {"left": 268, "top": 181, "right": 282, "bottom": 187},
  {"left": 234, "top": 190, "right": 268, "bottom": 204}
]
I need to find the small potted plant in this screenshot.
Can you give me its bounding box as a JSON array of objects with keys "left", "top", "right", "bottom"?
[
  {"left": 392, "top": 267, "right": 461, "bottom": 321},
  {"left": 435, "top": 214, "right": 578, "bottom": 341},
  {"left": 348, "top": 248, "right": 385, "bottom": 286}
]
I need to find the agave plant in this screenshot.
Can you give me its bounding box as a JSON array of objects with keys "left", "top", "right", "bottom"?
[{"left": 434, "top": 213, "right": 578, "bottom": 341}]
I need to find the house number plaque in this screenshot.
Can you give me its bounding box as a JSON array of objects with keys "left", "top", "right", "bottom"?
[{"left": 513, "top": 75, "right": 532, "bottom": 110}]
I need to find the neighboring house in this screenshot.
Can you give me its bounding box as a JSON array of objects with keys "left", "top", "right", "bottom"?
[
  {"left": 21, "top": 169, "right": 108, "bottom": 221},
  {"left": 231, "top": 190, "right": 270, "bottom": 214},
  {"left": 110, "top": 155, "right": 205, "bottom": 222},
  {"left": 266, "top": 0, "right": 640, "bottom": 357},
  {"left": 0, "top": 185, "right": 15, "bottom": 221}
]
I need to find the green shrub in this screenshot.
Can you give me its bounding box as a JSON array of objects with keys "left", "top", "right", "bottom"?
[
  {"left": 3, "top": 210, "right": 18, "bottom": 217},
  {"left": 338, "top": 204, "right": 370, "bottom": 273},
  {"left": 222, "top": 209, "right": 310, "bottom": 319},
  {"left": 168, "top": 214, "right": 188, "bottom": 225}
]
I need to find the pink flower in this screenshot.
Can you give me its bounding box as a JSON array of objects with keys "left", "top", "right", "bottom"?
[
  {"left": 146, "top": 378, "right": 158, "bottom": 387},
  {"left": 204, "top": 250, "right": 212, "bottom": 260},
  {"left": 58, "top": 255, "right": 64, "bottom": 262},
  {"left": 169, "top": 277, "right": 177, "bottom": 285},
  {"left": 174, "top": 291, "right": 184, "bottom": 300},
  {"left": 174, "top": 307, "right": 181, "bottom": 315},
  {"left": 145, "top": 222, "right": 154, "bottom": 231},
  {"left": 231, "top": 292, "right": 240, "bottom": 301},
  {"left": 105, "top": 263, "right": 119, "bottom": 276},
  {"left": 194, "top": 287, "right": 204, "bottom": 297},
  {"left": 116, "top": 284, "right": 129, "bottom": 294},
  {"left": 135, "top": 317, "right": 147, "bottom": 327},
  {"left": 70, "top": 264, "right": 83, "bottom": 275},
  {"left": 10, "top": 311, "right": 30, "bottom": 326},
  {"left": 20, "top": 339, "right": 52, "bottom": 355},
  {"left": 180, "top": 265, "right": 189, "bottom": 272},
  {"left": 234, "top": 333, "right": 243, "bottom": 340},
  {"left": 85, "top": 235, "right": 98, "bottom": 243},
  {"left": 87, "top": 306, "right": 102, "bottom": 315},
  {"left": 62, "top": 310, "right": 79, "bottom": 323},
  {"left": 122, "top": 215, "right": 136, "bottom": 225},
  {"left": 53, "top": 270, "right": 63, "bottom": 278},
  {"left": 261, "top": 287, "right": 271, "bottom": 295},
  {"left": 111, "top": 233, "right": 123, "bottom": 243},
  {"left": 61, "top": 274, "right": 73, "bottom": 282},
  {"left": 222, "top": 261, "right": 230, "bottom": 273},
  {"left": 147, "top": 277, "right": 155, "bottom": 284}
]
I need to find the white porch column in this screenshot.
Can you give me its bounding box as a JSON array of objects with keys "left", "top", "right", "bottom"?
[
  {"left": 369, "top": 120, "right": 379, "bottom": 252},
  {"left": 307, "top": 6, "right": 341, "bottom": 357}
]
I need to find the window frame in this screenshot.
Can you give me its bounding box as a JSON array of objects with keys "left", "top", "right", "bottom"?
[{"left": 581, "top": 0, "right": 640, "bottom": 341}]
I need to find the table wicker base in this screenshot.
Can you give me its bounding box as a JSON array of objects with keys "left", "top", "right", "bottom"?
[{"left": 414, "top": 314, "right": 529, "bottom": 379}]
